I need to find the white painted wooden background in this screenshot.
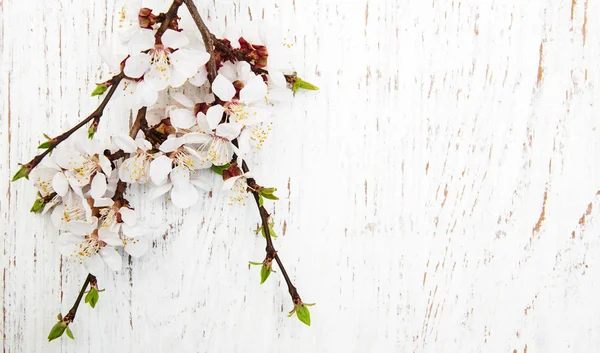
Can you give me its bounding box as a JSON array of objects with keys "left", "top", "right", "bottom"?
[{"left": 2, "top": 0, "right": 600, "bottom": 352}]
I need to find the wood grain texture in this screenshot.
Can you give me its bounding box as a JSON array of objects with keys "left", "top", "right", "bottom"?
[{"left": 2, "top": 0, "right": 600, "bottom": 352}]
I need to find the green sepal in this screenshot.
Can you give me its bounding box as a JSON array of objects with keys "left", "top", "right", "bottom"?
[
  {"left": 84, "top": 287, "right": 99, "bottom": 309},
  {"left": 47, "top": 321, "right": 67, "bottom": 342},
  {"left": 65, "top": 327, "right": 74, "bottom": 340},
  {"left": 87, "top": 125, "right": 96, "bottom": 140},
  {"left": 248, "top": 261, "right": 263, "bottom": 266},
  {"left": 30, "top": 197, "right": 45, "bottom": 213},
  {"left": 293, "top": 78, "right": 319, "bottom": 92},
  {"left": 12, "top": 165, "right": 30, "bottom": 182},
  {"left": 260, "top": 187, "right": 279, "bottom": 201},
  {"left": 260, "top": 264, "right": 271, "bottom": 284},
  {"left": 296, "top": 305, "right": 311, "bottom": 326},
  {"left": 91, "top": 84, "right": 108, "bottom": 97},
  {"left": 260, "top": 225, "right": 278, "bottom": 239},
  {"left": 38, "top": 141, "right": 52, "bottom": 149},
  {"left": 258, "top": 195, "right": 264, "bottom": 207},
  {"left": 211, "top": 163, "right": 231, "bottom": 175}
]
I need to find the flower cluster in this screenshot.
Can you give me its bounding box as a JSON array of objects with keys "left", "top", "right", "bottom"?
[{"left": 15, "top": 3, "right": 318, "bottom": 334}]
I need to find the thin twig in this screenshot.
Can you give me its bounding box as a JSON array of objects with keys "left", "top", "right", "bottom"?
[
  {"left": 63, "top": 274, "right": 96, "bottom": 323},
  {"left": 182, "top": 0, "right": 217, "bottom": 83},
  {"left": 19, "top": 72, "right": 125, "bottom": 173},
  {"left": 242, "top": 160, "right": 301, "bottom": 304},
  {"left": 130, "top": 106, "right": 148, "bottom": 139},
  {"left": 155, "top": 0, "right": 184, "bottom": 38}
]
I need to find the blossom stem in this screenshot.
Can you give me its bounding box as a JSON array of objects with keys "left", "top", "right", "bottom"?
[
  {"left": 63, "top": 273, "right": 96, "bottom": 323},
  {"left": 241, "top": 160, "right": 302, "bottom": 304},
  {"left": 182, "top": 0, "right": 217, "bottom": 83},
  {"left": 19, "top": 72, "right": 125, "bottom": 173}
]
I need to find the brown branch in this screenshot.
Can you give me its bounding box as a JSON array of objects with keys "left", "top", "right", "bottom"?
[
  {"left": 241, "top": 160, "right": 301, "bottom": 304},
  {"left": 182, "top": 0, "right": 217, "bottom": 83},
  {"left": 155, "top": 0, "right": 184, "bottom": 38},
  {"left": 63, "top": 274, "right": 96, "bottom": 323},
  {"left": 18, "top": 73, "right": 125, "bottom": 174},
  {"left": 130, "top": 106, "right": 148, "bottom": 139}
]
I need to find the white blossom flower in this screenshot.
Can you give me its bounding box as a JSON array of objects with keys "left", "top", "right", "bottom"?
[
  {"left": 54, "top": 142, "right": 112, "bottom": 192},
  {"left": 51, "top": 194, "right": 96, "bottom": 231},
  {"left": 59, "top": 222, "right": 122, "bottom": 274},
  {"left": 124, "top": 29, "right": 210, "bottom": 91},
  {"left": 98, "top": 37, "right": 160, "bottom": 108},
  {"left": 29, "top": 159, "right": 71, "bottom": 213},
  {"left": 113, "top": 134, "right": 155, "bottom": 184},
  {"left": 98, "top": 203, "right": 153, "bottom": 258},
  {"left": 222, "top": 171, "right": 252, "bottom": 205},
  {"left": 148, "top": 137, "right": 212, "bottom": 208}
]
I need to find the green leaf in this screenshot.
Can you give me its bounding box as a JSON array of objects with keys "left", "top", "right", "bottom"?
[
  {"left": 260, "top": 264, "right": 271, "bottom": 284},
  {"left": 87, "top": 125, "right": 96, "bottom": 140},
  {"left": 47, "top": 321, "right": 67, "bottom": 342},
  {"left": 258, "top": 195, "right": 264, "bottom": 207},
  {"left": 12, "top": 165, "right": 30, "bottom": 182},
  {"left": 38, "top": 141, "right": 52, "bottom": 149},
  {"left": 84, "top": 287, "right": 99, "bottom": 308},
  {"left": 91, "top": 84, "right": 108, "bottom": 96},
  {"left": 211, "top": 163, "right": 231, "bottom": 175},
  {"left": 30, "top": 198, "right": 45, "bottom": 213},
  {"left": 260, "top": 225, "right": 278, "bottom": 239},
  {"left": 293, "top": 78, "right": 319, "bottom": 92},
  {"left": 261, "top": 192, "right": 279, "bottom": 201},
  {"left": 65, "top": 327, "right": 74, "bottom": 340},
  {"left": 260, "top": 188, "right": 279, "bottom": 201},
  {"left": 248, "top": 261, "right": 263, "bottom": 266},
  {"left": 296, "top": 305, "right": 311, "bottom": 326}
]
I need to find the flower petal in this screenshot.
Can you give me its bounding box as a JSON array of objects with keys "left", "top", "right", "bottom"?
[
  {"left": 212, "top": 74, "right": 236, "bottom": 101},
  {"left": 52, "top": 172, "right": 69, "bottom": 197},
  {"left": 170, "top": 165, "right": 190, "bottom": 188},
  {"left": 170, "top": 108, "right": 197, "bottom": 129},
  {"left": 98, "top": 227, "right": 123, "bottom": 247},
  {"left": 269, "top": 70, "right": 287, "bottom": 88},
  {"left": 99, "top": 247, "right": 122, "bottom": 271},
  {"left": 84, "top": 254, "right": 106, "bottom": 275},
  {"left": 94, "top": 197, "right": 114, "bottom": 207},
  {"left": 183, "top": 132, "right": 211, "bottom": 145},
  {"left": 124, "top": 238, "right": 149, "bottom": 258},
  {"left": 145, "top": 64, "right": 171, "bottom": 91},
  {"left": 124, "top": 53, "right": 151, "bottom": 78},
  {"left": 189, "top": 67, "right": 208, "bottom": 87},
  {"left": 240, "top": 74, "right": 268, "bottom": 103},
  {"left": 169, "top": 68, "right": 188, "bottom": 88},
  {"left": 206, "top": 105, "right": 225, "bottom": 130},
  {"left": 119, "top": 207, "right": 137, "bottom": 226},
  {"left": 171, "top": 184, "right": 199, "bottom": 209},
  {"left": 54, "top": 149, "right": 85, "bottom": 170},
  {"left": 112, "top": 135, "right": 137, "bottom": 153},
  {"left": 90, "top": 173, "right": 107, "bottom": 199},
  {"left": 149, "top": 155, "right": 173, "bottom": 185},
  {"left": 171, "top": 92, "right": 195, "bottom": 108},
  {"left": 99, "top": 155, "right": 112, "bottom": 176},
  {"left": 170, "top": 49, "right": 208, "bottom": 78},
  {"left": 196, "top": 112, "right": 212, "bottom": 134},
  {"left": 159, "top": 136, "right": 185, "bottom": 152},
  {"left": 161, "top": 29, "right": 189, "bottom": 49},
  {"left": 128, "top": 29, "right": 155, "bottom": 53},
  {"left": 215, "top": 123, "right": 243, "bottom": 140},
  {"left": 150, "top": 182, "right": 172, "bottom": 199},
  {"left": 136, "top": 80, "right": 159, "bottom": 106},
  {"left": 66, "top": 221, "right": 95, "bottom": 235}
]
